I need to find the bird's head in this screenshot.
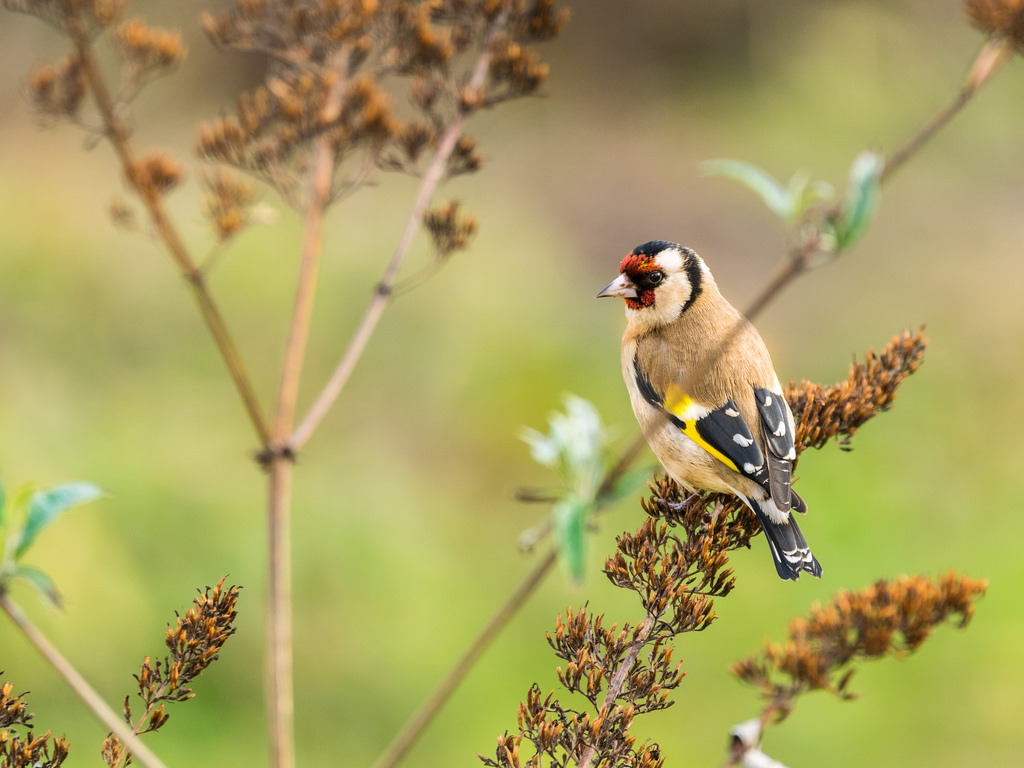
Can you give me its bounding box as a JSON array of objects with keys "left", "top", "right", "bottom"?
[{"left": 598, "top": 240, "right": 707, "bottom": 326}]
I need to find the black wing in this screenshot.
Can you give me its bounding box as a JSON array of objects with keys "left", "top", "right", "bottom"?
[
  {"left": 632, "top": 355, "right": 767, "bottom": 478},
  {"left": 753, "top": 386, "right": 801, "bottom": 512}
]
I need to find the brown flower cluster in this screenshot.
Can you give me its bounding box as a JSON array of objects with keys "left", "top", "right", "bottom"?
[
  {"left": 25, "top": 54, "right": 86, "bottom": 122},
  {"left": 197, "top": 71, "right": 399, "bottom": 203},
  {"left": 202, "top": 168, "right": 258, "bottom": 241},
  {"left": 111, "top": 17, "right": 186, "bottom": 93},
  {"left": 481, "top": 462, "right": 735, "bottom": 766},
  {"left": 11, "top": 3, "right": 183, "bottom": 135},
  {"left": 102, "top": 579, "right": 240, "bottom": 767},
  {"left": 967, "top": 0, "right": 1024, "bottom": 49},
  {"left": 0, "top": 679, "right": 69, "bottom": 768},
  {"left": 3, "top": 0, "right": 126, "bottom": 33},
  {"left": 196, "top": 0, "right": 568, "bottom": 203},
  {"left": 786, "top": 328, "right": 928, "bottom": 453},
  {"left": 424, "top": 200, "right": 478, "bottom": 257},
  {"left": 733, "top": 572, "right": 987, "bottom": 719},
  {"left": 130, "top": 152, "right": 185, "bottom": 197},
  {"left": 0, "top": 681, "right": 31, "bottom": 731},
  {"left": 606, "top": 515, "right": 731, "bottom": 632},
  {"left": 481, "top": 684, "right": 664, "bottom": 768}
]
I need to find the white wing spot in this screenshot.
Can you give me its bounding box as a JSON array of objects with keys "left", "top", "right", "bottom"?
[
  {"left": 725, "top": 407, "right": 740, "bottom": 417},
  {"left": 742, "top": 462, "right": 756, "bottom": 474},
  {"left": 763, "top": 394, "right": 773, "bottom": 406},
  {"left": 733, "top": 433, "right": 753, "bottom": 447},
  {"left": 785, "top": 448, "right": 796, "bottom": 460},
  {"left": 773, "top": 421, "right": 787, "bottom": 437}
]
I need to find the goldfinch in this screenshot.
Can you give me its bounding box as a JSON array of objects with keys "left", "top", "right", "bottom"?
[{"left": 598, "top": 240, "right": 821, "bottom": 580}]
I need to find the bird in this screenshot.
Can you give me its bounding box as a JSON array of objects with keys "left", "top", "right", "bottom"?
[{"left": 598, "top": 240, "right": 821, "bottom": 580}]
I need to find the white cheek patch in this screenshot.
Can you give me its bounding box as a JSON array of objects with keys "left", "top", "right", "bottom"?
[{"left": 654, "top": 249, "right": 684, "bottom": 273}]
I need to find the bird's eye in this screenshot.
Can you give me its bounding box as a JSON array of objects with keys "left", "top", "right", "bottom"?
[{"left": 647, "top": 270, "right": 665, "bottom": 286}]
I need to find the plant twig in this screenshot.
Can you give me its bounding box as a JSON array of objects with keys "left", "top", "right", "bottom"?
[
  {"left": 372, "top": 549, "right": 559, "bottom": 768},
  {"left": 881, "top": 37, "right": 1012, "bottom": 185},
  {"left": 576, "top": 611, "right": 656, "bottom": 768},
  {"left": 0, "top": 591, "right": 168, "bottom": 768},
  {"left": 265, "top": 54, "right": 352, "bottom": 768},
  {"left": 64, "top": 14, "right": 272, "bottom": 449},
  {"left": 288, "top": 9, "right": 511, "bottom": 453},
  {"left": 265, "top": 129, "right": 335, "bottom": 768},
  {"left": 266, "top": 459, "right": 295, "bottom": 768}
]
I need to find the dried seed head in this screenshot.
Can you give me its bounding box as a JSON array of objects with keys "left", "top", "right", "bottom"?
[
  {"left": 26, "top": 54, "right": 86, "bottom": 121},
  {"left": 488, "top": 36, "right": 550, "bottom": 102},
  {"left": 132, "top": 152, "right": 185, "bottom": 196},
  {"left": 786, "top": 328, "right": 928, "bottom": 455},
  {"left": 424, "top": 201, "right": 478, "bottom": 257},
  {"left": 203, "top": 168, "right": 257, "bottom": 240},
  {"left": 0, "top": 681, "right": 32, "bottom": 730},
  {"left": 195, "top": 0, "right": 567, "bottom": 203},
  {"left": 734, "top": 572, "right": 988, "bottom": 713},
  {"left": 5, "top": 0, "right": 127, "bottom": 30},
  {"left": 966, "top": 0, "right": 1024, "bottom": 49},
  {"left": 113, "top": 18, "right": 187, "bottom": 74}
]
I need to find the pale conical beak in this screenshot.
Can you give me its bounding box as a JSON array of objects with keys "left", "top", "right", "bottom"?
[{"left": 597, "top": 273, "right": 638, "bottom": 299}]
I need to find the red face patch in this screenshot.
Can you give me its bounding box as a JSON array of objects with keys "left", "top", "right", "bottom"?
[
  {"left": 619, "top": 251, "right": 658, "bottom": 309},
  {"left": 619, "top": 252, "right": 655, "bottom": 277}
]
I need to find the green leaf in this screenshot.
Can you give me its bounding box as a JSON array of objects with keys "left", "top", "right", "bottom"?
[
  {"left": 8, "top": 564, "right": 62, "bottom": 608},
  {"left": 15, "top": 482, "right": 103, "bottom": 561},
  {"left": 703, "top": 159, "right": 795, "bottom": 222},
  {"left": 552, "top": 498, "right": 588, "bottom": 584},
  {"left": 2, "top": 484, "right": 36, "bottom": 570},
  {"left": 834, "top": 150, "right": 883, "bottom": 250},
  {"left": 793, "top": 176, "right": 836, "bottom": 217}
]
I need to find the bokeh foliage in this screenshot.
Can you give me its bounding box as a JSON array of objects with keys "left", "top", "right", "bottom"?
[{"left": 0, "top": 1, "right": 1021, "bottom": 766}]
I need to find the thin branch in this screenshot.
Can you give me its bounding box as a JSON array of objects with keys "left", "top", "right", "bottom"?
[
  {"left": 881, "top": 37, "right": 1012, "bottom": 185},
  {"left": 264, "top": 58, "right": 349, "bottom": 768},
  {"left": 0, "top": 591, "right": 168, "bottom": 768},
  {"left": 274, "top": 113, "right": 342, "bottom": 443},
  {"left": 266, "top": 459, "right": 295, "bottom": 768},
  {"left": 372, "top": 549, "right": 559, "bottom": 768},
  {"left": 577, "top": 611, "right": 656, "bottom": 768},
  {"left": 288, "top": 8, "right": 511, "bottom": 453},
  {"left": 64, "top": 13, "right": 272, "bottom": 449}
]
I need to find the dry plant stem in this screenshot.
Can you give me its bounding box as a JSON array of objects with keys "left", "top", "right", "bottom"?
[
  {"left": 880, "top": 37, "right": 1012, "bottom": 185},
  {"left": 741, "top": 256, "right": 806, "bottom": 327},
  {"left": 577, "top": 612, "right": 656, "bottom": 768},
  {"left": 0, "top": 592, "right": 167, "bottom": 768},
  {"left": 265, "top": 130, "right": 339, "bottom": 768},
  {"left": 265, "top": 51, "right": 351, "bottom": 763},
  {"left": 288, "top": 9, "right": 511, "bottom": 453},
  {"left": 266, "top": 460, "right": 295, "bottom": 768},
  {"left": 373, "top": 549, "right": 559, "bottom": 768},
  {"left": 64, "top": 15, "right": 272, "bottom": 449}
]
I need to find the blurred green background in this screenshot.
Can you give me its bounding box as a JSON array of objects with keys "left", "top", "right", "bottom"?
[{"left": 1, "top": 0, "right": 1022, "bottom": 766}]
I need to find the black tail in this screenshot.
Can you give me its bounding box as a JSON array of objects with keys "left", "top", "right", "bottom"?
[{"left": 750, "top": 500, "right": 822, "bottom": 581}]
